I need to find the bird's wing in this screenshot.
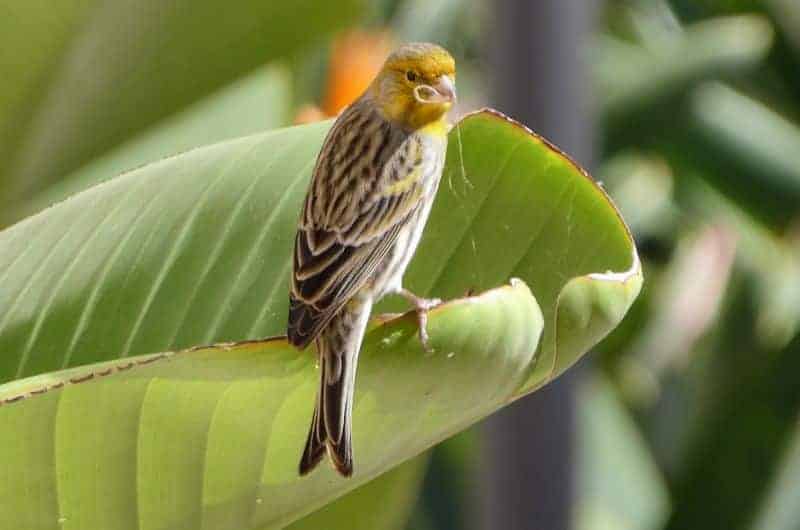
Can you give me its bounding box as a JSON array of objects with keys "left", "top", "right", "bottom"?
[{"left": 288, "top": 103, "right": 427, "bottom": 348}]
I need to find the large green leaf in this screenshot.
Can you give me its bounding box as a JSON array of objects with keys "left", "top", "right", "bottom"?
[
  {"left": 0, "top": 281, "right": 540, "bottom": 530},
  {"left": 0, "top": 0, "right": 361, "bottom": 203},
  {"left": 0, "top": 109, "right": 640, "bottom": 528},
  {"left": 284, "top": 457, "right": 428, "bottom": 530},
  {"left": 10, "top": 64, "right": 292, "bottom": 225}
]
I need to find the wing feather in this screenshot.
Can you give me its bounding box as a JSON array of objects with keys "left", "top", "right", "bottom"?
[{"left": 288, "top": 101, "right": 425, "bottom": 348}]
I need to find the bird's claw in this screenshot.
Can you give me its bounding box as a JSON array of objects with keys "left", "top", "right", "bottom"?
[{"left": 397, "top": 289, "right": 441, "bottom": 352}]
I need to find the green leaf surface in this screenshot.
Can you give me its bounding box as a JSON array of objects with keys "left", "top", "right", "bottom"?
[
  {"left": 11, "top": 64, "right": 292, "bottom": 225},
  {"left": 0, "top": 0, "right": 361, "bottom": 203},
  {"left": 284, "top": 456, "right": 427, "bottom": 530},
  {"left": 0, "top": 109, "right": 640, "bottom": 528},
  {"left": 0, "top": 282, "right": 540, "bottom": 530}
]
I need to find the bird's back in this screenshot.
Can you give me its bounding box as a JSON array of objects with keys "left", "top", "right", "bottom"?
[{"left": 288, "top": 99, "right": 422, "bottom": 348}]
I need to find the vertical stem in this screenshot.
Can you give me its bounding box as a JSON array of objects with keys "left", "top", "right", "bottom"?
[{"left": 481, "top": 1, "right": 598, "bottom": 529}]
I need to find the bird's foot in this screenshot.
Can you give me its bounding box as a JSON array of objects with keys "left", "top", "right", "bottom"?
[{"left": 397, "top": 288, "right": 441, "bottom": 352}]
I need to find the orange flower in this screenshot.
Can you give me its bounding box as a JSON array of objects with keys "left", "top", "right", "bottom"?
[
  {"left": 294, "top": 30, "right": 394, "bottom": 124},
  {"left": 322, "top": 30, "right": 394, "bottom": 115}
]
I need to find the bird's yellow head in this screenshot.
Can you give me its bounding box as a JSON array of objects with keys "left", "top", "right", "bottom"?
[{"left": 370, "top": 42, "right": 456, "bottom": 131}]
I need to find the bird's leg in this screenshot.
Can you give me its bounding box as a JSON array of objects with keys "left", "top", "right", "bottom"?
[{"left": 396, "top": 288, "right": 441, "bottom": 351}]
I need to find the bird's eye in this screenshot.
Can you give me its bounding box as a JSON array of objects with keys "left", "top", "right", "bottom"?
[{"left": 406, "top": 70, "right": 417, "bottom": 82}]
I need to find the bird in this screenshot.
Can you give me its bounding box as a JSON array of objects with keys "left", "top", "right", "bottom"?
[{"left": 287, "top": 42, "right": 456, "bottom": 477}]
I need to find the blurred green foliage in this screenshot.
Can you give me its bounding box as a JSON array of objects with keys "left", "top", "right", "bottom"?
[
  {"left": 593, "top": 2, "right": 800, "bottom": 530},
  {"left": 1, "top": 0, "right": 799, "bottom": 529},
  {"left": 399, "top": 1, "right": 800, "bottom": 529},
  {"left": 0, "top": 0, "right": 362, "bottom": 207}
]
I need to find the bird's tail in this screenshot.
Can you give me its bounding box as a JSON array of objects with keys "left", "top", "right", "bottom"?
[{"left": 299, "top": 298, "right": 372, "bottom": 477}]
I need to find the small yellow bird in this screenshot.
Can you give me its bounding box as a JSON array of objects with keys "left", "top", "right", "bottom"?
[{"left": 288, "top": 42, "right": 456, "bottom": 477}]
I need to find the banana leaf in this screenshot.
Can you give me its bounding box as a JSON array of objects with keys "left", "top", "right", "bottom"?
[{"left": 0, "top": 109, "right": 641, "bottom": 529}]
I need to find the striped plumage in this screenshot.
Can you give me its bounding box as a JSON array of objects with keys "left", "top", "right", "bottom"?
[{"left": 288, "top": 43, "right": 456, "bottom": 477}]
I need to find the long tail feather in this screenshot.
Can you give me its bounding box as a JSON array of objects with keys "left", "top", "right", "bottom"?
[
  {"left": 299, "top": 387, "right": 327, "bottom": 475},
  {"left": 298, "top": 298, "right": 371, "bottom": 477}
]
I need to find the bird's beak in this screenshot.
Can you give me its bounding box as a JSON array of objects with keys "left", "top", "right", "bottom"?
[
  {"left": 432, "top": 74, "right": 456, "bottom": 103},
  {"left": 414, "top": 75, "right": 457, "bottom": 104}
]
